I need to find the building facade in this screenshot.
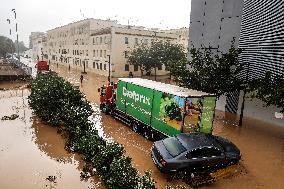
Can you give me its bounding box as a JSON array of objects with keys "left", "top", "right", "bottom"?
[
  {"left": 239, "top": 0, "right": 284, "bottom": 80},
  {"left": 90, "top": 26, "right": 181, "bottom": 77},
  {"left": 45, "top": 18, "right": 188, "bottom": 77},
  {"left": 189, "top": 0, "right": 243, "bottom": 52},
  {"left": 189, "top": 0, "right": 284, "bottom": 126},
  {"left": 30, "top": 33, "right": 46, "bottom": 61},
  {"left": 46, "top": 19, "right": 115, "bottom": 71}
]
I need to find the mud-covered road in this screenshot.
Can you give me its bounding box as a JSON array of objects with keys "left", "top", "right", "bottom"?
[{"left": 0, "top": 64, "right": 283, "bottom": 189}]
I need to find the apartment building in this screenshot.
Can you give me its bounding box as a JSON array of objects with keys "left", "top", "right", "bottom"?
[
  {"left": 45, "top": 18, "right": 188, "bottom": 77},
  {"left": 46, "top": 18, "right": 116, "bottom": 70},
  {"left": 90, "top": 25, "right": 180, "bottom": 77},
  {"left": 30, "top": 33, "right": 47, "bottom": 61}
]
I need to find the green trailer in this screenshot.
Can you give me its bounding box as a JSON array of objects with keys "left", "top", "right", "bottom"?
[{"left": 99, "top": 78, "right": 217, "bottom": 139}]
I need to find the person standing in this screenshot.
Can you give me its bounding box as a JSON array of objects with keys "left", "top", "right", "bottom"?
[{"left": 80, "top": 74, "right": 83, "bottom": 84}]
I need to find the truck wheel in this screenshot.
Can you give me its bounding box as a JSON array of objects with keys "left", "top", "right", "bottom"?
[
  {"left": 143, "top": 128, "right": 151, "bottom": 140},
  {"left": 132, "top": 122, "right": 139, "bottom": 133},
  {"left": 102, "top": 104, "right": 109, "bottom": 114}
]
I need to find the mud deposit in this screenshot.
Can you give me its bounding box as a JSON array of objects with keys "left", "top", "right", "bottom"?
[{"left": 0, "top": 87, "right": 103, "bottom": 189}]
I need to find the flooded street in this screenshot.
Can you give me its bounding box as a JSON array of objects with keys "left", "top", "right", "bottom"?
[
  {"left": 50, "top": 64, "right": 284, "bottom": 189},
  {"left": 0, "top": 64, "right": 283, "bottom": 189},
  {"left": 0, "top": 85, "right": 103, "bottom": 189}
]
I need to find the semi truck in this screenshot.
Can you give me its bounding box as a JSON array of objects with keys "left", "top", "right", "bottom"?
[{"left": 99, "top": 78, "right": 217, "bottom": 140}]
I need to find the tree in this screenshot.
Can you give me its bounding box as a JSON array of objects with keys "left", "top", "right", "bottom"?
[
  {"left": 248, "top": 72, "right": 284, "bottom": 113},
  {"left": 0, "top": 35, "right": 15, "bottom": 57},
  {"left": 173, "top": 43, "right": 243, "bottom": 97},
  {"left": 15, "top": 41, "right": 28, "bottom": 53},
  {"left": 127, "top": 43, "right": 151, "bottom": 76},
  {"left": 127, "top": 40, "right": 187, "bottom": 77}
]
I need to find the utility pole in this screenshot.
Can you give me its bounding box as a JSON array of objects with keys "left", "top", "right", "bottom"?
[
  {"left": 12, "top": 9, "right": 19, "bottom": 61},
  {"left": 107, "top": 55, "right": 111, "bottom": 82}
]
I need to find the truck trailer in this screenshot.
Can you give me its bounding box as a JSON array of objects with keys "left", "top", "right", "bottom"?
[{"left": 99, "top": 78, "right": 217, "bottom": 140}]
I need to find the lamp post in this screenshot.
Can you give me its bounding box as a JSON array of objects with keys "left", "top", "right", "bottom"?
[
  {"left": 11, "top": 9, "right": 19, "bottom": 61},
  {"left": 238, "top": 63, "right": 250, "bottom": 126},
  {"left": 153, "top": 31, "right": 157, "bottom": 81},
  {"left": 107, "top": 55, "right": 111, "bottom": 82},
  {"left": 6, "top": 19, "right": 11, "bottom": 35}
]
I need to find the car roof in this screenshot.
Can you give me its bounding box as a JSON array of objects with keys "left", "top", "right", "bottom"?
[{"left": 177, "top": 133, "right": 220, "bottom": 151}]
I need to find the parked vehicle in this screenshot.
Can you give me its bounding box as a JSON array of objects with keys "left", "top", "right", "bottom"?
[
  {"left": 151, "top": 133, "right": 241, "bottom": 174},
  {"left": 99, "top": 78, "right": 217, "bottom": 140}
]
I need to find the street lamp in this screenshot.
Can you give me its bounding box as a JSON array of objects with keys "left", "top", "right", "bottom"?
[
  {"left": 106, "top": 55, "right": 111, "bottom": 82},
  {"left": 238, "top": 62, "right": 250, "bottom": 126},
  {"left": 6, "top": 19, "right": 11, "bottom": 35},
  {"left": 11, "top": 9, "right": 19, "bottom": 61},
  {"left": 153, "top": 31, "right": 157, "bottom": 81}
]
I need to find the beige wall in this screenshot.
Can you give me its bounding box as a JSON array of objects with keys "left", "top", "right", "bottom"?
[{"left": 44, "top": 18, "right": 188, "bottom": 77}]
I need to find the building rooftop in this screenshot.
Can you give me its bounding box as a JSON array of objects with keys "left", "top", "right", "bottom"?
[{"left": 118, "top": 78, "right": 214, "bottom": 97}]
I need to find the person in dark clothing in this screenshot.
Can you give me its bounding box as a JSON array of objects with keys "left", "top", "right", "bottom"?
[{"left": 80, "top": 74, "right": 83, "bottom": 84}]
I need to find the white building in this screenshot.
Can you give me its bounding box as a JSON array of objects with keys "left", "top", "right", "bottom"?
[
  {"left": 30, "top": 33, "right": 47, "bottom": 62},
  {"left": 45, "top": 18, "right": 189, "bottom": 77}
]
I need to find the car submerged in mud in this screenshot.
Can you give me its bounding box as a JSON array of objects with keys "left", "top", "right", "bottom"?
[{"left": 151, "top": 133, "right": 241, "bottom": 174}]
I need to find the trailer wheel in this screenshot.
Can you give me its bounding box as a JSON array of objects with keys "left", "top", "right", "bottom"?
[
  {"left": 143, "top": 127, "right": 151, "bottom": 140},
  {"left": 132, "top": 122, "right": 139, "bottom": 133}
]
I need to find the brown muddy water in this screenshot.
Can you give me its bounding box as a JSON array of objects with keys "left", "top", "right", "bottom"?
[
  {"left": 0, "top": 85, "right": 103, "bottom": 189},
  {"left": 1, "top": 64, "right": 283, "bottom": 189}
]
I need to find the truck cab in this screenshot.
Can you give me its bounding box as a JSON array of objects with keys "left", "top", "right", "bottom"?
[{"left": 36, "top": 60, "right": 49, "bottom": 73}]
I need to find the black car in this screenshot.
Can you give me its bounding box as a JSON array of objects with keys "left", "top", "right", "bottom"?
[{"left": 151, "top": 133, "right": 241, "bottom": 174}]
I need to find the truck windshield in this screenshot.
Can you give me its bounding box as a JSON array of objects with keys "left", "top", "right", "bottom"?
[{"left": 162, "top": 137, "right": 186, "bottom": 157}]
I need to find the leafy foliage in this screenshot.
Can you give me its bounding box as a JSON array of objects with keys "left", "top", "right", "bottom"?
[
  {"left": 248, "top": 72, "right": 284, "bottom": 113},
  {"left": 173, "top": 43, "right": 243, "bottom": 97},
  {"left": 0, "top": 35, "right": 15, "bottom": 57},
  {"left": 127, "top": 40, "right": 186, "bottom": 76},
  {"left": 165, "top": 103, "right": 182, "bottom": 121},
  {"left": 28, "top": 73, "right": 157, "bottom": 189}
]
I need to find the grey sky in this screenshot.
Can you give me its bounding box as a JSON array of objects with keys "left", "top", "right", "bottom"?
[{"left": 0, "top": 0, "right": 191, "bottom": 47}]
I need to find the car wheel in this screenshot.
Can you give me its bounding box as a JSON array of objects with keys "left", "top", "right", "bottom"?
[{"left": 132, "top": 122, "right": 139, "bottom": 133}]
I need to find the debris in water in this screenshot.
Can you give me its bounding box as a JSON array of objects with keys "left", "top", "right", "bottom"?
[
  {"left": 45, "top": 175, "right": 57, "bottom": 183},
  {"left": 1, "top": 114, "right": 19, "bottom": 120}
]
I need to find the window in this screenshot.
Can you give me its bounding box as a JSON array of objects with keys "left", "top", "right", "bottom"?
[
  {"left": 124, "top": 51, "right": 128, "bottom": 58},
  {"left": 86, "top": 50, "right": 88, "bottom": 56},
  {"left": 135, "top": 38, "right": 138, "bottom": 45},
  {"left": 100, "top": 37, "right": 102, "bottom": 44},
  {"left": 163, "top": 137, "right": 186, "bottom": 157},
  {"left": 93, "top": 38, "right": 95, "bottom": 45},
  {"left": 144, "top": 39, "right": 148, "bottom": 44},
  {"left": 125, "top": 64, "right": 129, "bottom": 71},
  {"left": 100, "top": 50, "right": 102, "bottom": 57},
  {"left": 96, "top": 37, "right": 98, "bottom": 44},
  {"left": 93, "top": 62, "right": 95, "bottom": 68},
  {"left": 104, "top": 50, "right": 106, "bottom": 58},
  {"left": 134, "top": 65, "right": 138, "bottom": 72},
  {"left": 104, "top": 64, "right": 106, "bottom": 70},
  {"left": 104, "top": 36, "right": 107, "bottom": 44},
  {"left": 93, "top": 50, "right": 95, "bottom": 57},
  {"left": 125, "top": 37, "right": 129, "bottom": 44},
  {"left": 96, "top": 63, "right": 99, "bottom": 69},
  {"left": 100, "top": 63, "right": 102, "bottom": 70},
  {"left": 188, "top": 149, "right": 204, "bottom": 159}
]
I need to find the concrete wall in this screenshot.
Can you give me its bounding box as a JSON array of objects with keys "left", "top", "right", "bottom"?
[
  {"left": 215, "top": 92, "right": 284, "bottom": 127},
  {"left": 189, "top": 0, "right": 244, "bottom": 51}
]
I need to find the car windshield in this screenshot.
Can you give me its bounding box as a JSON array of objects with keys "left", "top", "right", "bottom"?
[{"left": 162, "top": 137, "right": 186, "bottom": 157}]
